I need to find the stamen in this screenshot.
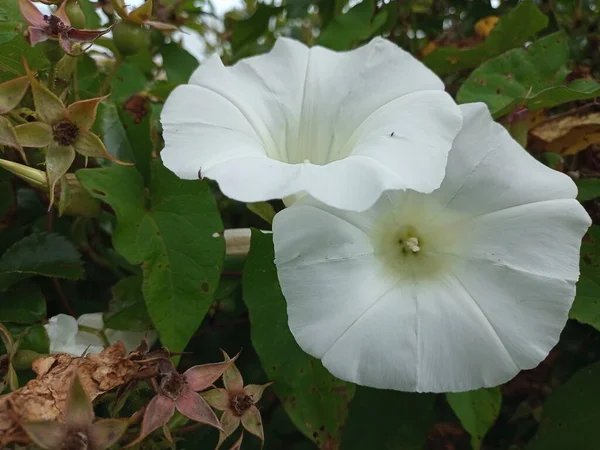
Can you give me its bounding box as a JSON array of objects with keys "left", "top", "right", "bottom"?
[{"left": 404, "top": 237, "right": 420, "bottom": 253}]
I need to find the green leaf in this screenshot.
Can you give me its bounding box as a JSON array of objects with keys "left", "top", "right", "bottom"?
[
  {"left": 317, "top": 0, "right": 387, "bottom": 51},
  {"left": 0, "top": 37, "right": 49, "bottom": 83},
  {"left": 576, "top": 178, "right": 600, "bottom": 202},
  {"left": 225, "top": 4, "right": 283, "bottom": 53},
  {"left": 457, "top": 32, "right": 600, "bottom": 117},
  {"left": 446, "top": 387, "right": 501, "bottom": 450},
  {"left": 96, "top": 100, "right": 154, "bottom": 184},
  {"left": 341, "top": 387, "right": 435, "bottom": 450},
  {"left": 7, "top": 322, "right": 50, "bottom": 354},
  {"left": 570, "top": 226, "right": 600, "bottom": 331},
  {"left": 0, "top": 1, "right": 24, "bottom": 44},
  {"left": 0, "top": 282, "right": 46, "bottom": 324},
  {"left": 243, "top": 230, "right": 355, "bottom": 448},
  {"left": 527, "top": 361, "right": 600, "bottom": 450},
  {"left": 111, "top": 62, "right": 148, "bottom": 102},
  {"left": 78, "top": 0, "right": 102, "bottom": 28},
  {"left": 160, "top": 42, "right": 199, "bottom": 85},
  {"left": 246, "top": 202, "right": 275, "bottom": 224},
  {"left": 0, "top": 232, "right": 84, "bottom": 290},
  {"left": 104, "top": 276, "right": 153, "bottom": 331},
  {"left": 424, "top": 1, "right": 548, "bottom": 76},
  {"left": 77, "top": 161, "right": 224, "bottom": 353}
]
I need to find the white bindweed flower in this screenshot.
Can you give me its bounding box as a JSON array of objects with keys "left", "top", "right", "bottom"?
[
  {"left": 44, "top": 313, "right": 156, "bottom": 356},
  {"left": 272, "top": 103, "right": 591, "bottom": 393},
  {"left": 161, "top": 37, "right": 463, "bottom": 211}
]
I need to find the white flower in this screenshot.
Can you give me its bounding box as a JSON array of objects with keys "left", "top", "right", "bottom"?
[
  {"left": 272, "top": 103, "right": 591, "bottom": 393},
  {"left": 161, "top": 37, "right": 463, "bottom": 211},
  {"left": 44, "top": 313, "right": 156, "bottom": 356}
]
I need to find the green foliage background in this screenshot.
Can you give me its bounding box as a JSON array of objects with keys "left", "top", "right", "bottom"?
[{"left": 1, "top": 0, "right": 600, "bottom": 449}]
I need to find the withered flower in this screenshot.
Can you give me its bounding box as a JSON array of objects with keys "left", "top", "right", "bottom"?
[
  {"left": 19, "top": 0, "right": 112, "bottom": 54},
  {"left": 112, "top": 0, "right": 177, "bottom": 30},
  {"left": 0, "top": 76, "right": 31, "bottom": 161},
  {"left": 129, "top": 355, "right": 238, "bottom": 446},
  {"left": 16, "top": 62, "right": 131, "bottom": 207},
  {"left": 21, "top": 374, "right": 128, "bottom": 450},
  {"left": 203, "top": 352, "right": 272, "bottom": 449}
]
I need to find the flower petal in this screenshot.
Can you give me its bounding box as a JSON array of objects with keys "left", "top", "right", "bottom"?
[
  {"left": 25, "top": 62, "right": 67, "bottom": 124},
  {"left": 18, "top": 0, "right": 47, "bottom": 28},
  {"left": 137, "top": 394, "right": 175, "bottom": 443},
  {"left": 46, "top": 143, "right": 75, "bottom": 208},
  {"left": 44, "top": 314, "right": 79, "bottom": 354},
  {"left": 65, "top": 374, "right": 95, "bottom": 429},
  {"left": 72, "top": 130, "right": 133, "bottom": 165},
  {"left": 183, "top": 357, "right": 237, "bottom": 392},
  {"left": 162, "top": 37, "right": 461, "bottom": 210},
  {"left": 432, "top": 103, "right": 579, "bottom": 222},
  {"left": 26, "top": 26, "right": 50, "bottom": 46},
  {"left": 202, "top": 388, "right": 230, "bottom": 411},
  {"left": 221, "top": 350, "right": 244, "bottom": 393},
  {"left": 0, "top": 76, "right": 30, "bottom": 115},
  {"left": 89, "top": 419, "right": 129, "bottom": 449},
  {"left": 273, "top": 205, "right": 389, "bottom": 358},
  {"left": 0, "top": 116, "right": 22, "bottom": 151},
  {"left": 175, "top": 389, "right": 221, "bottom": 429},
  {"left": 55, "top": 0, "right": 71, "bottom": 26},
  {"left": 215, "top": 410, "right": 241, "bottom": 450},
  {"left": 21, "top": 422, "right": 67, "bottom": 449},
  {"left": 241, "top": 405, "right": 264, "bottom": 442},
  {"left": 15, "top": 122, "right": 53, "bottom": 147},
  {"left": 243, "top": 383, "right": 272, "bottom": 403},
  {"left": 67, "top": 96, "right": 107, "bottom": 131}
]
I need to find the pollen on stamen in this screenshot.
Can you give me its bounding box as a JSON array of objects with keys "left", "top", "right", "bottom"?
[{"left": 404, "top": 237, "right": 420, "bottom": 253}]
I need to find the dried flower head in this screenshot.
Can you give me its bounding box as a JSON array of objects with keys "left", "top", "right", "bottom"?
[{"left": 203, "top": 351, "right": 272, "bottom": 449}]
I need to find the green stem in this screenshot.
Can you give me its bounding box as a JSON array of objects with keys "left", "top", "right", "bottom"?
[
  {"left": 98, "top": 57, "right": 123, "bottom": 97},
  {"left": 78, "top": 325, "right": 111, "bottom": 347}
]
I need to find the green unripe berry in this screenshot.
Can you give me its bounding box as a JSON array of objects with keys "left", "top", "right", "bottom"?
[
  {"left": 113, "top": 21, "right": 148, "bottom": 56},
  {"left": 65, "top": 0, "right": 86, "bottom": 29}
]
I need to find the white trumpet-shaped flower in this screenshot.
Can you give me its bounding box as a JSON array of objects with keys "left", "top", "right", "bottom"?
[
  {"left": 161, "top": 37, "right": 463, "bottom": 211},
  {"left": 273, "top": 103, "right": 591, "bottom": 392},
  {"left": 45, "top": 313, "right": 156, "bottom": 356}
]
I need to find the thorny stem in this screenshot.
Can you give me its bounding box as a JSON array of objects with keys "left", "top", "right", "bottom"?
[{"left": 98, "top": 57, "right": 123, "bottom": 96}]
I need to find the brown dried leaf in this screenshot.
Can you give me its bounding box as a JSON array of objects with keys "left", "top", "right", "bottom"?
[
  {"left": 530, "top": 112, "right": 600, "bottom": 155},
  {"left": 0, "top": 343, "right": 141, "bottom": 447}
]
